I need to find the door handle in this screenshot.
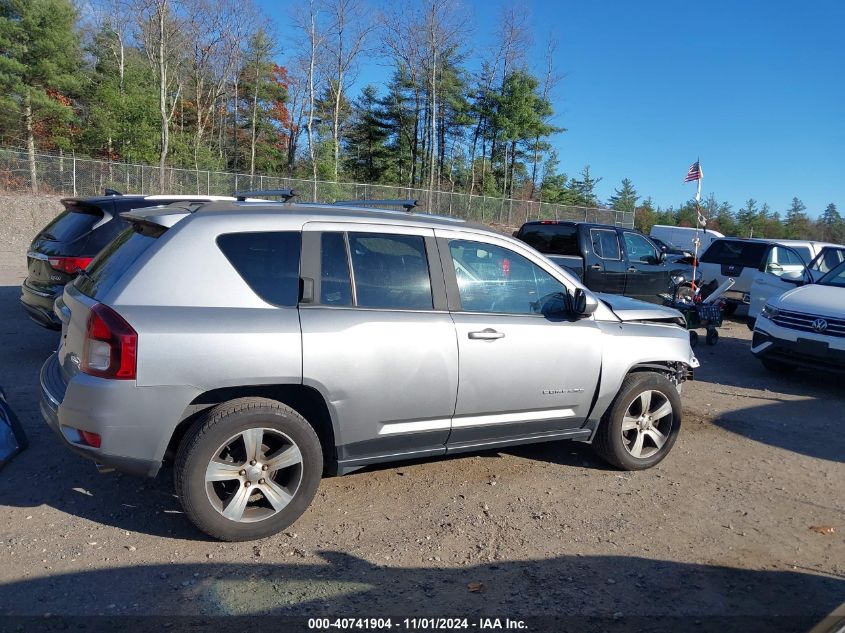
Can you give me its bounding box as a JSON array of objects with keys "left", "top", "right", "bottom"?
[
  {"left": 468, "top": 328, "right": 505, "bottom": 340},
  {"left": 627, "top": 266, "right": 637, "bottom": 272},
  {"left": 589, "top": 264, "right": 602, "bottom": 270}
]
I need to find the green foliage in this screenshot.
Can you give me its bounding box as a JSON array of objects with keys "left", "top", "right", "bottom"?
[
  {"left": 0, "top": 0, "right": 82, "bottom": 148},
  {"left": 608, "top": 178, "right": 639, "bottom": 213}
]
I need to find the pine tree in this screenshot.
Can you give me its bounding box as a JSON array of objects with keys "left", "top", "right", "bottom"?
[
  {"left": 820, "top": 203, "right": 844, "bottom": 243},
  {"left": 784, "top": 197, "right": 810, "bottom": 239},
  {"left": 736, "top": 199, "right": 759, "bottom": 237},
  {"left": 344, "top": 85, "right": 390, "bottom": 183},
  {"left": 567, "top": 165, "right": 601, "bottom": 206},
  {"left": 0, "top": 0, "right": 82, "bottom": 192},
  {"left": 608, "top": 178, "right": 638, "bottom": 213}
]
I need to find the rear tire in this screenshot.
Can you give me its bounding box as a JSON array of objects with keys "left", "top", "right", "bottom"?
[
  {"left": 593, "top": 372, "right": 682, "bottom": 471},
  {"left": 174, "top": 397, "right": 323, "bottom": 541},
  {"left": 689, "top": 330, "right": 699, "bottom": 347},
  {"left": 761, "top": 358, "right": 798, "bottom": 373}
]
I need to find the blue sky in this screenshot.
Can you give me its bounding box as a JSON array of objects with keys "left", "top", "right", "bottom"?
[{"left": 262, "top": 0, "right": 845, "bottom": 217}]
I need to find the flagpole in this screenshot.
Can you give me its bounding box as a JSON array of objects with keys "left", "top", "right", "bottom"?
[{"left": 692, "top": 160, "right": 702, "bottom": 292}]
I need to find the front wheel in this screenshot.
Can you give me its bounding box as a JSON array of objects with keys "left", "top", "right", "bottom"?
[
  {"left": 593, "top": 372, "right": 682, "bottom": 470},
  {"left": 175, "top": 397, "right": 323, "bottom": 541}
]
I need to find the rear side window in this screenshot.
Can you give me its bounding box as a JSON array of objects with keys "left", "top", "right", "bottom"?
[
  {"left": 39, "top": 205, "right": 104, "bottom": 242},
  {"left": 518, "top": 224, "right": 579, "bottom": 256},
  {"left": 700, "top": 240, "right": 767, "bottom": 267},
  {"left": 320, "top": 232, "right": 353, "bottom": 306},
  {"left": 217, "top": 232, "right": 301, "bottom": 307},
  {"left": 348, "top": 233, "right": 432, "bottom": 310},
  {"left": 590, "top": 229, "right": 621, "bottom": 260},
  {"left": 74, "top": 226, "right": 159, "bottom": 298}
]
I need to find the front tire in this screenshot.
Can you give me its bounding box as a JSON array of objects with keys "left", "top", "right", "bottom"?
[
  {"left": 593, "top": 372, "right": 682, "bottom": 470},
  {"left": 175, "top": 397, "right": 323, "bottom": 541}
]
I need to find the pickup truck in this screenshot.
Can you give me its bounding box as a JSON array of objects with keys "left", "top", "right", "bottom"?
[{"left": 515, "top": 221, "right": 694, "bottom": 304}]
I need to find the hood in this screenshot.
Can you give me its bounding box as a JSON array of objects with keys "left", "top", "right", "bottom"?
[
  {"left": 596, "top": 293, "right": 686, "bottom": 325},
  {"left": 772, "top": 283, "right": 845, "bottom": 319}
]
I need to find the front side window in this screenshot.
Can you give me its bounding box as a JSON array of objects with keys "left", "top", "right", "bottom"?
[
  {"left": 217, "top": 231, "right": 301, "bottom": 306},
  {"left": 449, "top": 240, "right": 566, "bottom": 315},
  {"left": 590, "top": 229, "right": 621, "bottom": 260},
  {"left": 347, "top": 233, "right": 433, "bottom": 310},
  {"left": 623, "top": 232, "right": 659, "bottom": 264}
]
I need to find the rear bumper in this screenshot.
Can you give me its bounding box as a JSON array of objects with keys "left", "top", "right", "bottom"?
[
  {"left": 20, "top": 281, "right": 62, "bottom": 329},
  {"left": 39, "top": 353, "right": 165, "bottom": 478},
  {"left": 751, "top": 321, "right": 845, "bottom": 372}
]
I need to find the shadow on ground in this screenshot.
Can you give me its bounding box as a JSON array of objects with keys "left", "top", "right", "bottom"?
[
  {"left": 711, "top": 398, "right": 845, "bottom": 464},
  {"left": 0, "top": 552, "right": 842, "bottom": 630}
]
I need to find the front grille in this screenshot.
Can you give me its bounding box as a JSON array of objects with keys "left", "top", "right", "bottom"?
[{"left": 770, "top": 309, "right": 845, "bottom": 338}]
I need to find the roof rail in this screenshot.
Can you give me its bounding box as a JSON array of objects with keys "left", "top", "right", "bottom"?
[
  {"left": 233, "top": 189, "right": 297, "bottom": 202},
  {"left": 334, "top": 199, "right": 419, "bottom": 212},
  {"left": 104, "top": 188, "right": 123, "bottom": 196}
]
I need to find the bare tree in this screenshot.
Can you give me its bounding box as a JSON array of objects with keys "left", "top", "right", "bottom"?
[
  {"left": 380, "top": 1, "right": 425, "bottom": 187},
  {"left": 530, "top": 35, "right": 563, "bottom": 198},
  {"left": 183, "top": 0, "right": 256, "bottom": 187},
  {"left": 292, "top": 0, "right": 327, "bottom": 199},
  {"left": 136, "top": 0, "right": 185, "bottom": 191},
  {"left": 322, "top": 0, "right": 373, "bottom": 181}
]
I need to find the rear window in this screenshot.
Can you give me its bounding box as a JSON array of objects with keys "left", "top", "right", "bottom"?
[
  {"left": 74, "top": 226, "right": 159, "bottom": 298},
  {"left": 39, "top": 205, "right": 104, "bottom": 242},
  {"left": 217, "top": 232, "right": 302, "bottom": 307},
  {"left": 518, "top": 224, "right": 579, "bottom": 256},
  {"left": 700, "top": 240, "right": 767, "bottom": 267}
]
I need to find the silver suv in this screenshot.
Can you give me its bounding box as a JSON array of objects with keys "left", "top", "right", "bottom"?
[{"left": 39, "top": 199, "right": 698, "bottom": 541}]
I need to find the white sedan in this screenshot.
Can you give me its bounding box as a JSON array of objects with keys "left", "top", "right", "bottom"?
[{"left": 751, "top": 260, "right": 845, "bottom": 373}]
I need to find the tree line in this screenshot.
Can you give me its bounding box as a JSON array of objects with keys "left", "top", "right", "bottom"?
[{"left": 0, "top": 0, "right": 841, "bottom": 243}]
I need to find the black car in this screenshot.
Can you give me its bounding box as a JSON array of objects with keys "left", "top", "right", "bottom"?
[
  {"left": 21, "top": 191, "right": 227, "bottom": 329},
  {"left": 514, "top": 220, "right": 698, "bottom": 304}
]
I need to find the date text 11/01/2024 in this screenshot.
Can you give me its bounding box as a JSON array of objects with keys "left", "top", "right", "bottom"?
[{"left": 307, "top": 618, "right": 528, "bottom": 630}]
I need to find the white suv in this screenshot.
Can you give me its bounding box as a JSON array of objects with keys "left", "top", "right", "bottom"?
[
  {"left": 697, "top": 238, "right": 838, "bottom": 315},
  {"left": 752, "top": 260, "right": 845, "bottom": 373}
]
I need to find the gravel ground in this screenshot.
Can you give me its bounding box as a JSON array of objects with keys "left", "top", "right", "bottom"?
[{"left": 0, "top": 216, "right": 843, "bottom": 625}]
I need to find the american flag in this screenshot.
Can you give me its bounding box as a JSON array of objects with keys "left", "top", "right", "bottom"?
[{"left": 684, "top": 160, "right": 703, "bottom": 182}]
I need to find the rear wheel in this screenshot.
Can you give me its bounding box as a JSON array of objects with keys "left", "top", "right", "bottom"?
[
  {"left": 593, "top": 372, "right": 682, "bottom": 470},
  {"left": 722, "top": 302, "right": 738, "bottom": 316},
  {"left": 175, "top": 397, "right": 323, "bottom": 541},
  {"left": 761, "top": 358, "right": 798, "bottom": 373}
]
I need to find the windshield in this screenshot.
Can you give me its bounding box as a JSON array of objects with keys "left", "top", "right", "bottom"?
[
  {"left": 74, "top": 225, "right": 162, "bottom": 298},
  {"left": 700, "top": 239, "right": 768, "bottom": 266},
  {"left": 818, "top": 261, "right": 845, "bottom": 287},
  {"left": 37, "top": 204, "right": 103, "bottom": 242}
]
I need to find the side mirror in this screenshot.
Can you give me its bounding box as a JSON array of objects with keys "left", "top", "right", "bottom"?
[
  {"left": 780, "top": 270, "right": 805, "bottom": 286},
  {"left": 512, "top": 230, "right": 519, "bottom": 238},
  {"left": 573, "top": 288, "right": 597, "bottom": 316},
  {"left": 659, "top": 251, "right": 667, "bottom": 263}
]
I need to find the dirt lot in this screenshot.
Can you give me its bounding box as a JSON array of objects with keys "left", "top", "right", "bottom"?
[{"left": 0, "top": 229, "right": 843, "bottom": 627}]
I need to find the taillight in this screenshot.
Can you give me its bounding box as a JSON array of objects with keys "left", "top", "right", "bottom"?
[
  {"left": 81, "top": 304, "right": 137, "bottom": 380},
  {"left": 79, "top": 430, "right": 102, "bottom": 448},
  {"left": 48, "top": 256, "right": 93, "bottom": 274}
]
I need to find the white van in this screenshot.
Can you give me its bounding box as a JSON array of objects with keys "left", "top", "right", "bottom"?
[{"left": 650, "top": 225, "right": 724, "bottom": 254}]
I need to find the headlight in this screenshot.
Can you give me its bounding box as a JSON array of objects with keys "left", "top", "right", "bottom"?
[{"left": 760, "top": 304, "right": 779, "bottom": 319}]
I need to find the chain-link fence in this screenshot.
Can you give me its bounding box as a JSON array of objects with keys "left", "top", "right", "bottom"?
[{"left": 0, "top": 147, "right": 633, "bottom": 228}]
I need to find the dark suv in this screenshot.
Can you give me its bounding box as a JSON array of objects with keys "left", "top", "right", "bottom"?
[{"left": 21, "top": 192, "right": 232, "bottom": 329}]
